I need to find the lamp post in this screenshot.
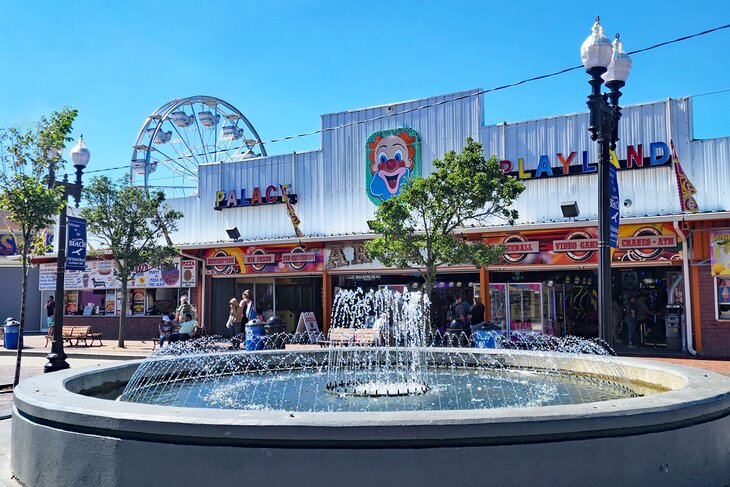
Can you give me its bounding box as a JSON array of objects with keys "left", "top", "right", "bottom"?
[
  {"left": 580, "top": 17, "right": 632, "bottom": 345},
  {"left": 44, "top": 136, "right": 91, "bottom": 373}
]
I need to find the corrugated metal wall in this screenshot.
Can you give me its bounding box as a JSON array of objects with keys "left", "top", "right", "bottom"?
[
  {"left": 319, "top": 89, "right": 482, "bottom": 234},
  {"left": 168, "top": 90, "right": 482, "bottom": 245},
  {"left": 166, "top": 92, "right": 730, "bottom": 246},
  {"left": 688, "top": 137, "right": 730, "bottom": 212},
  {"left": 168, "top": 150, "right": 322, "bottom": 244},
  {"left": 478, "top": 98, "right": 708, "bottom": 225}
]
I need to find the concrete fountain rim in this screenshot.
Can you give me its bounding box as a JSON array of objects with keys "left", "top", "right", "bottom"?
[{"left": 12, "top": 349, "right": 730, "bottom": 447}]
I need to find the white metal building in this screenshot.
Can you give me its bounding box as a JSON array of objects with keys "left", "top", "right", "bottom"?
[{"left": 47, "top": 89, "right": 730, "bottom": 356}]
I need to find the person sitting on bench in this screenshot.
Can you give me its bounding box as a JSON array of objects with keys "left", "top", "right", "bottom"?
[
  {"left": 159, "top": 315, "right": 174, "bottom": 347},
  {"left": 170, "top": 313, "right": 197, "bottom": 342}
]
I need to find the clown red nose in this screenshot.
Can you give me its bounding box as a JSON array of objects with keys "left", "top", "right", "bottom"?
[{"left": 379, "top": 158, "right": 405, "bottom": 172}]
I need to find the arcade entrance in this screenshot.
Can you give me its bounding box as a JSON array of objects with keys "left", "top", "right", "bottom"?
[{"left": 489, "top": 267, "right": 682, "bottom": 344}]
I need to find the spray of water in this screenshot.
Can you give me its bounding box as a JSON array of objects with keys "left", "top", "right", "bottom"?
[{"left": 119, "top": 289, "right": 640, "bottom": 412}]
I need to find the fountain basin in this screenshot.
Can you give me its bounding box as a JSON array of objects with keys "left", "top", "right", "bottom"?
[{"left": 12, "top": 349, "right": 730, "bottom": 487}]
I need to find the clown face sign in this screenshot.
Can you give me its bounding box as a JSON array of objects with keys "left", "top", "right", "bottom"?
[{"left": 365, "top": 128, "right": 421, "bottom": 205}]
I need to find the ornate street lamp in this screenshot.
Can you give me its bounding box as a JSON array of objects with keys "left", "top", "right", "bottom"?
[
  {"left": 44, "top": 136, "right": 90, "bottom": 373},
  {"left": 580, "top": 17, "right": 631, "bottom": 345}
]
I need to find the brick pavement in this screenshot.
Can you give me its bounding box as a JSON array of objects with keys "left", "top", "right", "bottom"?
[
  {"left": 1, "top": 334, "right": 156, "bottom": 359},
  {"left": 639, "top": 356, "right": 730, "bottom": 377}
]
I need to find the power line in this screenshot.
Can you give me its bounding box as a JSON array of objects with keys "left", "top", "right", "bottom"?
[
  {"left": 256, "top": 23, "right": 730, "bottom": 147},
  {"left": 689, "top": 87, "right": 730, "bottom": 98},
  {"left": 92, "top": 22, "right": 730, "bottom": 177},
  {"left": 85, "top": 165, "right": 128, "bottom": 174}
]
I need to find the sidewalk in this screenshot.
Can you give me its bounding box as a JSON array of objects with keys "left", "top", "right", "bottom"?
[{"left": 0, "top": 334, "right": 156, "bottom": 361}]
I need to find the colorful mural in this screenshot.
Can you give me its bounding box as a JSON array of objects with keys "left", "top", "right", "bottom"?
[
  {"left": 365, "top": 127, "right": 421, "bottom": 205},
  {"left": 483, "top": 223, "right": 681, "bottom": 267},
  {"left": 203, "top": 244, "right": 324, "bottom": 275}
]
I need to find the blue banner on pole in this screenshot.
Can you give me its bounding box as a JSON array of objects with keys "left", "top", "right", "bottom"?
[
  {"left": 66, "top": 216, "right": 87, "bottom": 271},
  {"left": 608, "top": 164, "right": 620, "bottom": 248}
]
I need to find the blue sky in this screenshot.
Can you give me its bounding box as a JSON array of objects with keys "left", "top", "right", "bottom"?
[{"left": 0, "top": 0, "right": 728, "bottom": 177}]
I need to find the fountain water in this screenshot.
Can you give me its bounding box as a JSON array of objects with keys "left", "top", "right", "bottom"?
[
  {"left": 325, "top": 289, "right": 430, "bottom": 397},
  {"left": 119, "top": 289, "right": 639, "bottom": 411}
]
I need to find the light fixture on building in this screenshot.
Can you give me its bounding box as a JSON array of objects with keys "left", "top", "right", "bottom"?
[
  {"left": 560, "top": 201, "right": 580, "bottom": 218},
  {"left": 226, "top": 226, "right": 241, "bottom": 241}
]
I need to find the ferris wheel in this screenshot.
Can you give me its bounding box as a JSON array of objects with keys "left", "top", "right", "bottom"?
[{"left": 131, "top": 96, "right": 267, "bottom": 197}]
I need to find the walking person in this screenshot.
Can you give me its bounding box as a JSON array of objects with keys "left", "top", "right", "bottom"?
[
  {"left": 44, "top": 296, "right": 55, "bottom": 332},
  {"left": 468, "top": 297, "right": 486, "bottom": 325},
  {"left": 226, "top": 297, "right": 243, "bottom": 349},
  {"left": 450, "top": 295, "right": 471, "bottom": 325},
  {"left": 611, "top": 298, "right": 623, "bottom": 343},
  {"left": 240, "top": 290, "right": 257, "bottom": 323},
  {"left": 626, "top": 296, "right": 638, "bottom": 348}
]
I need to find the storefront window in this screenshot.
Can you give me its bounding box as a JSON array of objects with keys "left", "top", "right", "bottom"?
[
  {"left": 63, "top": 291, "right": 79, "bottom": 315},
  {"left": 62, "top": 288, "right": 184, "bottom": 316},
  {"left": 145, "top": 288, "right": 178, "bottom": 316},
  {"left": 488, "top": 284, "right": 508, "bottom": 329},
  {"left": 78, "top": 290, "right": 106, "bottom": 315},
  {"left": 508, "top": 283, "right": 543, "bottom": 331},
  {"left": 717, "top": 277, "right": 730, "bottom": 320}
]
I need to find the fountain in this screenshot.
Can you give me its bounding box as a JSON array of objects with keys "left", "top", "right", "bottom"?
[
  {"left": 118, "top": 289, "right": 638, "bottom": 412},
  {"left": 12, "top": 289, "right": 730, "bottom": 486}
]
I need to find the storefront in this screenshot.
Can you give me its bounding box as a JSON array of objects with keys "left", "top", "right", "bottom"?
[
  {"left": 1, "top": 211, "right": 49, "bottom": 331},
  {"left": 483, "top": 222, "right": 684, "bottom": 346},
  {"left": 683, "top": 219, "right": 730, "bottom": 357},
  {"left": 36, "top": 256, "right": 198, "bottom": 339},
  {"left": 201, "top": 244, "right": 325, "bottom": 335}
]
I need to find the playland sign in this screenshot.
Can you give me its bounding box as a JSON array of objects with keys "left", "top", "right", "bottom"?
[{"left": 499, "top": 141, "right": 671, "bottom": 180}]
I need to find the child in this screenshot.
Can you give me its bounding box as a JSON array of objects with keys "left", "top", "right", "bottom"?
[{"left": 159, "top": 315, "right": 174, "bottom": 347}]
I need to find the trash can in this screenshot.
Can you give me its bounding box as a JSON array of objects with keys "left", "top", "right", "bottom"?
[
  {"left": 4, "top": 318, "right": 20, "bottom": 350},
  {"left": 264, "top": 316, "right": 286, "bottom": 350},
  {"left": 471, "top": 321, "right": 503, "bottom": 349},
  {"left": 245, "top": 319, "right": 266, "bottom": 351},
  {"left": 444, "top": 319, "right": 469, "bottom": 347}
]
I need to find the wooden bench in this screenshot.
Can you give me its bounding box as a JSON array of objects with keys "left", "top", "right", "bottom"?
[
  {"left": 322, "top": 328, "right": 379, "bottom": 347},
  {"left": 46, "top": 326, "right": 103, "bottom": 347}
]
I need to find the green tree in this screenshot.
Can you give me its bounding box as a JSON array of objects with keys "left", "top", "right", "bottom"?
[
  {"left": 365, "top": 138, "right": 525, "bottom": 313},
  {"left": 0, "top": 108, "right": 77, "bottom": 387},
  {"left": 81, "top": 175, "right": 183, "bottom": 347}
]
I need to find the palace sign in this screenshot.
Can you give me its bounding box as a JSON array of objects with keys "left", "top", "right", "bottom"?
[{"left": 215, "top": 183, "right": 297, "bottom": 210}]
